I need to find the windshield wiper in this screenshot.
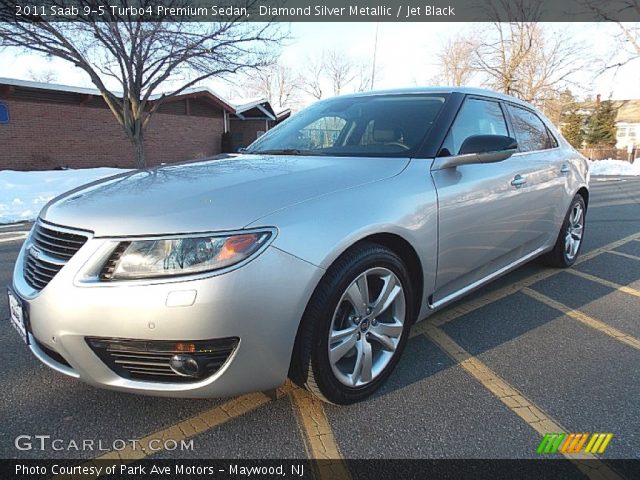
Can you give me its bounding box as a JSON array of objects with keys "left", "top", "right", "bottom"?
[{"left": 247, "top": 149, "right": 327, "bottom": 156}]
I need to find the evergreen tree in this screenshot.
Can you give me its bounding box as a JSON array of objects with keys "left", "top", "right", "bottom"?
[
  {"left": 586, "top": 100, "right": 618, "bottom": 147},
  {"left": 561, "top": 108, "right": 585, "bottom": 149}
]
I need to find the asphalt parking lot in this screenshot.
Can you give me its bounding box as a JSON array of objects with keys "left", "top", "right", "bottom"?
[{"left": 1, "top": 177, "right": 639, "bottom": 477}]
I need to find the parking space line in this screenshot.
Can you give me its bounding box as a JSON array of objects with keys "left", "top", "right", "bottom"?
[
  {"left": 421, "top": 324, "right": 622, "bottom": 480},
  {"left": 573, "top": 233, "right": 640, "bottom": 263},
  {"left": 564, "top": 269, "right": 640, "bottom": 298},
  {"left": 424, "top": 269, "right": 555, "bottom": 330},
  {"left": 0, "top": 232, "right": 27, "bottom": 243},
  {"left": 56, "top": 385, "right": 297, "bottom": 479},
  {"left": 413, "top": 232, "right": 640, "bottom": 333},
  {"left": 606, "top": 250, "right": 640, "bottom": 261},
  {"left": 522, "top": 287, "right": 640, "bottom": 351},
  {"left": 290, "top": 389, "right": 351, "bottom": 479},
  {"left": 0, "top": 223, "right": 28, "bottom": 230}
]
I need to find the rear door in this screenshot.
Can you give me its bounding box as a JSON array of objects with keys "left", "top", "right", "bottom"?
[
  {"left": 430, "top": 96, "right": 542, "bottom": 306},
  {"left": 505, "top": 103, "right": 567, "bottom": 245}
]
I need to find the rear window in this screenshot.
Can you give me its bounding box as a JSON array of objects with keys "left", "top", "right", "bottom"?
[
  {"left": 508, "top": 105, "right": 554, "bottom": 152},
  {"left": 246, "top": 94, "right": 448, "bottom": 157}
]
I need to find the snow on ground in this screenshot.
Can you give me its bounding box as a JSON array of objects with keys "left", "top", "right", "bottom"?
[
  {"left": 588, "top": 159, "right": 640, "bottom": 176},
  {"left": 0, "top": 168, "right": 130, "bottom": 224},
  {"left": 0, "top": 159, "right": 638, "bottom": 224}
]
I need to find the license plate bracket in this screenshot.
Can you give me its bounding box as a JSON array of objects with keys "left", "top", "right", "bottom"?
[{"left": 7, "top": 287, "right": 29, "bottom": 345}]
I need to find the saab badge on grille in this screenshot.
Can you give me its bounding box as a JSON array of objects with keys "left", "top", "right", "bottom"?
[{"left": 29, "top": 246, "right": 41, "bottom": 259}]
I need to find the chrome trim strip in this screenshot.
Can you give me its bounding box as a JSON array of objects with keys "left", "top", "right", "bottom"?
[
  {"left": 38, "top": 218, "right": 93, "bottom": 236},
  {"left": 429, "top": 246, "right": 548, "bottom": 310}
]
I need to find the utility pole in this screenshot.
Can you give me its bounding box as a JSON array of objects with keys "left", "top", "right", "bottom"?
[{"left": 371, "top": 23, "right": 379, "bottom": 90}]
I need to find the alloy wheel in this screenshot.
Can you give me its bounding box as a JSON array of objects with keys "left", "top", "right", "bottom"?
[
  {"left": 328, "top": 267, "right": 406, "bottom": 387},
  {"left": 565, "top": 202, "right": 584, "bottom": 261}
]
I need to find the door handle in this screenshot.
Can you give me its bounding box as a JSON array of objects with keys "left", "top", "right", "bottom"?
[
  {"left": 560, "top": 164, "right": 570, "bottom": 174},
  {"left": 511, "top": 174, "right": 527, "bottom": 188}
]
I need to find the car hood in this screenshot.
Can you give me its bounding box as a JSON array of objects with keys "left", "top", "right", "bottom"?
[{"left": 41, "top": 154, "right": 409, "bottom": 237}]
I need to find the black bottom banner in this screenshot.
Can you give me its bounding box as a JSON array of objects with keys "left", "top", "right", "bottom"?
[{"left": 2, "top": 459, "right": 640, "bottom": 480}]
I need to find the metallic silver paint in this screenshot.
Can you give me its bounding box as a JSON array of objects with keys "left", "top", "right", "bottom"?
[{"left": 12, "top": 87, "right": 589, "bottom": 397}]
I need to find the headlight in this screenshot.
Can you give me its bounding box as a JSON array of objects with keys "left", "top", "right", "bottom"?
[{"left": 101, "top": 231, "right": 273, "bottom": 280}]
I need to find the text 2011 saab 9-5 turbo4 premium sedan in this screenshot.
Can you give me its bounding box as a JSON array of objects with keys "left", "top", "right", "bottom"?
[{"left": 9, "top": 88, "right": 588, "bottom": 404}]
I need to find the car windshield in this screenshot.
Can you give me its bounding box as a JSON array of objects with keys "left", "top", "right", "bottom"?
[{"left": 245, "top": 93, "right": 449, "bottom": 157}]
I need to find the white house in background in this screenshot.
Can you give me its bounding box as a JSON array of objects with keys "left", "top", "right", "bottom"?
[{"left": 615, "top": 100, "right": 640, "bottom": 152}]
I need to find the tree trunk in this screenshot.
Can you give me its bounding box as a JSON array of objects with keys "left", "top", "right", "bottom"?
[{"left": 131, "top": 134, "right": 146, "bottom": 169}]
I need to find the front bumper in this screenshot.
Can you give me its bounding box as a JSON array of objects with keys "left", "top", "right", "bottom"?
[{"left": 12, "top": 233, "right": 322, "bottom": 398}]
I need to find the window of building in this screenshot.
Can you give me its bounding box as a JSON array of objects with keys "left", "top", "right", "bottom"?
[
  {"left": 0, "top": 103, "right": 9, "bottom": 124},
  {"left": 629, "top": 127, "right": 637, "bottom": 139},
  {"left": 617, "top": 127, "right": 628, "bottom": 137}
]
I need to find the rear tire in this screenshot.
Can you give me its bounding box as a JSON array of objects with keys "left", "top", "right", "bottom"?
[
  {"left": 542, "top": 194, "right": 586, "bottom": 268},
  {"left": 289, "top": 243, "right": 415, "bottom": 404}
]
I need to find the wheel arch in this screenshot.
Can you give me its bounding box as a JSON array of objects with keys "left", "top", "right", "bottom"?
[
  {"left": 577, "top": 186, "right": 589, "bottom": 209},
  {"left": 287, "top": 231, "right": 425, "bottom": 390},
  {"left": 349, "top": 232, "right": 424, "bottom": 321}
]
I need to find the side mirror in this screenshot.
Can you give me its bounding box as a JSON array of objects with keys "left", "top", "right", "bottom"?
[{"left": 433, "top": 135, "right": 517, "bottom": 170}]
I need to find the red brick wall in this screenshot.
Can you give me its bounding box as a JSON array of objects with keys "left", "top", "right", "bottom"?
[
  {"left": 230, "top": 118, "right": 273, "bottom": 150},
  {"left": 0, "top": 98, "right": 224, "bottom": 170}
]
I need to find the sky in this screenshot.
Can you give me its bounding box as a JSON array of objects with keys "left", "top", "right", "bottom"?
[{"left": 0, "top": 22, "right": 638, "bottom": 104}]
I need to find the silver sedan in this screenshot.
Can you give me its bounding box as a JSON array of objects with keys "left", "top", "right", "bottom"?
[{"left": 9, "top": 87, "right": 588, "bottom": 404}]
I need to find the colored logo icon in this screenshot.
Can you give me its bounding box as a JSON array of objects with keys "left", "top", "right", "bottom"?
[{"left": 537, "top": 433, "right": 613, "bottom": 455}]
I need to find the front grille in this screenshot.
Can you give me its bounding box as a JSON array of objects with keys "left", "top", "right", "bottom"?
[
  {"left": 24, "top": 221, "right": 89, "bottom": 291},
  {"left": 86, "top": 337, "right": 239, "bottom": 383},
  {"left": 99, "top": 241, "right": 130, "bottom": 280}
]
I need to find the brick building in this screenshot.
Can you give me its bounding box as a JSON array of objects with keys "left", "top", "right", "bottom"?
[
  {"left": 0, "top": 78, "right": 289, "bottom": 171},
  {"left": 229, "top": 98, "right": 291, "bottom": 150}
]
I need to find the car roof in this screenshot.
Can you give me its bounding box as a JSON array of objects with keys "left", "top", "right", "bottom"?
[{"left": 338, "top": 86, "right": 535, "bottom": 110}]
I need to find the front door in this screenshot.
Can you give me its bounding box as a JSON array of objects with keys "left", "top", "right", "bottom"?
[{"left": 430, "top": 96, "right": 542, "bottom": 306}]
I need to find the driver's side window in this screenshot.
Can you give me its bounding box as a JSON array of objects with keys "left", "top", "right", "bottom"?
[{"left": 440, "top": 98, "right": 508, "bottom": 156}]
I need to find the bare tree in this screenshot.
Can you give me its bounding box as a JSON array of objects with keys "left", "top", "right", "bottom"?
[
  {"left": 353, "top": 62, "right": 378, "bottom": 92},
  {"left": 0, "top": 1, "right": 283, "bottom": 167},
  {"left": 580, "top": 1, "right": 640, "bottom": 71},
  {"left": 27, "top": 68, "right": 58, "bottom": 83},
  {"left": 324, "top": 49, "right": 359, "bottom": 96},
  {"left": 433, "top": 34, "right": 478, "bottom": 86},
  {"left": 299, "top": 49, "right": 368, "bottom": 100},
  {"left": 240, "top": 61, "right": 301, "bottom": 110},
  {"left": 473, "top": 22, "right": 588, "bottom": 105},
  {"left": 299, "top": 53, "right": 325, "bottom": 100}
]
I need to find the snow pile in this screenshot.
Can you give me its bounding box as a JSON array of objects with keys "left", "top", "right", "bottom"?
[
  {"left": 0, "top": 168, "right": 130, "bottom": 224},
  {"left": 588, "top": 159, "right": 640, "bottom": 176}
]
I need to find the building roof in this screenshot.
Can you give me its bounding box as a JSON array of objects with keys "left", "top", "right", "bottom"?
[
  {"left": 275, "top": 108, "right": 291, "bottom": 121},
  {"left": 0, "top": 76, "right": 298, "bottom": 121},
  {"left": 0, "top": 77, "right": 236, "bottom": 113},
  {"left": 230, "top": 97, "right": 277, "bottom": 120},
  {"left": 615, "top": 100, "right": 640, "bottom": 124}
]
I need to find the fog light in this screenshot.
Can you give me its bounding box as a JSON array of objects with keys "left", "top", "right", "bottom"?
[
  {"left": 169, "top": 354, "right": 201, "bottom": 377},
  {"left": 175, "top": 342, "right": 196, "bottom": 352}
]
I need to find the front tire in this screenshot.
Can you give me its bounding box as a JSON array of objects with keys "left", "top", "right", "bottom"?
[
  {"left": 290, "top": 243, "right": 414, "bottom": 404},
  {"left": 542, "top": 194, "right": 586, "bottom": 268}
]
